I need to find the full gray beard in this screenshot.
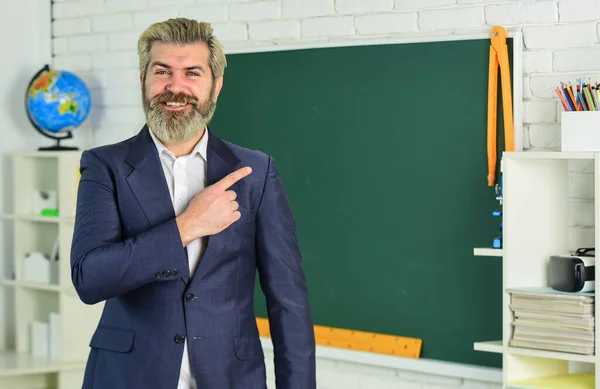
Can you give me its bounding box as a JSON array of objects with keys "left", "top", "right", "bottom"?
[
  {"left": 142, "top": 88, "right": 216, "bottom": 145},
  {"left": 145, "top": 104, "right": 208, "bottom": 145}
]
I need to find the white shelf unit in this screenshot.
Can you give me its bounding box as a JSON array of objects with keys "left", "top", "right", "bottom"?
[
  {"left": 474, "top": 151, "right": 599, "bottom": 388},
  {"left": 0, "top": 151, "right": 103, "bottom": 389}
]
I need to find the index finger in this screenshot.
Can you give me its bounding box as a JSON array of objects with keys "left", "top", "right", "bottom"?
[{"left": 214, "top": 166, "right": 252, "bottom": 191}]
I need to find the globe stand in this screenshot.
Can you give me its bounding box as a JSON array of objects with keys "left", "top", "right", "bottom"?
[
  {"left": 29, "top": 124, "right": 79, "bottom": 152},
  {"left": 41, "top": 145, "right": 79, "bottom": 151},
  {"left": 35, "top": 129, "right": 79, "bottom": 151}
]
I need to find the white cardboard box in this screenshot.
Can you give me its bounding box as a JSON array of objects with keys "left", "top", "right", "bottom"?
[
  {"left": 30, "top": 321, "right": 49, "bottom": 357},
  {"left": 561, "top": 111, "right": 600, "bottom": 152},
  {"left": 49, "top": 312, "right": 61, "bottom": 360},
  {"left": 23, "top": 251, "right": 59, "bottom": 285}
]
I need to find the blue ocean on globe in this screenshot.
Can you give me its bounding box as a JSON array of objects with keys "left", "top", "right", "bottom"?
[{"left": 27, "top": 70, "right": 91, "bottom": 134}]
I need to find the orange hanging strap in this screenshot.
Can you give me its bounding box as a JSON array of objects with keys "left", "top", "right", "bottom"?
[{"left": 487, "top": 26, "right": 514, "bottom": 187}]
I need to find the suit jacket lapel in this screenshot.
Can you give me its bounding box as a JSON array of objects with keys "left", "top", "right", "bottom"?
[
  {"left": 125, "top": 125, "right": 175, "bottom": 228},
  {"left": 206, "top": 128, "right": 241, "bottom": 187},
  {"left": 193, "top": 128, "right": 242, "bottom": 281}
]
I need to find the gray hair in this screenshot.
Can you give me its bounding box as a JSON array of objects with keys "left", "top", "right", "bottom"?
[{"left": 137, "top": 18, "right": 226, "bottom": 82}]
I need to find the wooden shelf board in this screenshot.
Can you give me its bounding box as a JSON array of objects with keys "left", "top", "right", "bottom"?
[
  {"left": 473, "top": 248, "right": 504, "bottom": 257},
  {"left": 505, "top": 346, "right": 596, "bottom": 363},
  {"left": 13, "top": 150, "right": 81, "bottom": 158},
  {"left": 0, "top": 351, "right": 85, "bottom": 378},
  {"left": 474, "top": 341, "right": 503, "bottom": 354},
  {"left": 0, "top": 214, "right": 74, "bottom": 223},
  {"left": 504, "top": 151, "right": 595, "bottom": 160},
  {"left": 1, "top": 279, "right": 63, "bottom": 293}
]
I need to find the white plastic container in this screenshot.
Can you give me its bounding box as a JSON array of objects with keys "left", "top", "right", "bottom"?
[{"left": 561, "top": 111, "right": 600, "bottom": 152}]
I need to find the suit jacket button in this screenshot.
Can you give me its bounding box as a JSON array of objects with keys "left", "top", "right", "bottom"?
[
  {"left": 161, "top": 270, "right": 171, "bottom": 277},
  {"left": 155, "top": 272, "right": 162, "bottom": 279},
  {"left": 174, "top": 335, "right": 185, "bottom": 344},
  {"left": 171, "top": 269, "right": 178, "bottom": 276},
  {"left": 185, "top": 293, "right": 195, "bottom": 301}
]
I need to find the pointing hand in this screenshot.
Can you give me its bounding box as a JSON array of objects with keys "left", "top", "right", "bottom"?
[{"left": 176, "top": 166, "right": 252, "bottom": 246}]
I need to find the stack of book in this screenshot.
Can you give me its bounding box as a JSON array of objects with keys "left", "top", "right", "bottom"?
[{"left": 508, "top": 287, "right": 594, "bottom": 355}]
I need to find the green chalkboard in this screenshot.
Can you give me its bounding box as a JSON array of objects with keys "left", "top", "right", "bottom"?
[{"left": 210, "top": 37, "right": 513, "bottom": 368}]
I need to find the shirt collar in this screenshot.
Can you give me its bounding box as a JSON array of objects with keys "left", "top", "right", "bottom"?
[{"left": 149, "top": 126, "right": 208, "bottom": 161}]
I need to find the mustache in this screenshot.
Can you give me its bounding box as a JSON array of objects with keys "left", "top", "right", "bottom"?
[{"left": 150, "top": 92, "right": 199, "bottom": 108}]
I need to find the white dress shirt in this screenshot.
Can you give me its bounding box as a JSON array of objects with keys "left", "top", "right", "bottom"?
[{"left": 149, "top": 128, "right": 208, "bottom": 389}]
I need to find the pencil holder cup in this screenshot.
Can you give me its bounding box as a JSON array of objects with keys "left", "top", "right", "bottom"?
[{"left": 561, "top": 111, "right": 600, "bottom": 152}]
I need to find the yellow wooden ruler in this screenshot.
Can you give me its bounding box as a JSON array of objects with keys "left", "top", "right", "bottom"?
[{"left": 256, "top": 317, "right": 422, "bottom": 359}]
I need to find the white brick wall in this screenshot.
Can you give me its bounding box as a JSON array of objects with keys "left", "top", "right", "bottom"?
[
  {"left": 50, "top": 0, "right": 597, "bottom": 387},
  {"left": 50, "top": 0, "right": 597, "bottom": 152}
]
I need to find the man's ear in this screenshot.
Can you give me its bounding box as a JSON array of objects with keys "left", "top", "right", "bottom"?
[{"left": 213, "top": 77, "right": 224, "bottom": 101}]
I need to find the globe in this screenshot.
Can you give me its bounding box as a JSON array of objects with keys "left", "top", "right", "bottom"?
[{"left": 25, "top": 64, "right": 91, "bottom": 151}]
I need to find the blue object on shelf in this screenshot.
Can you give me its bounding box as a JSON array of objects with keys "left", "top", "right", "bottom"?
[
  {"left": 491, "top": 174, "right": 503, "bottom": 248},
  {"left": 492, "top": 211, "right": 503, "bottom": 248}
]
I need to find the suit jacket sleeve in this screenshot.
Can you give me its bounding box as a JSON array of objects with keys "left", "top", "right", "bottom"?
[
  {"left": 70, "top": 150, "right": 189, "bottom": 305},
  {"left": 255, "top": 156, "right": 316, "bottom": 389}
]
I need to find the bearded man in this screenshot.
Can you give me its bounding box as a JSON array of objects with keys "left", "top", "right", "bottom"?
[{"left": 70, "top": 18, "right": 316, "bottom": 389}]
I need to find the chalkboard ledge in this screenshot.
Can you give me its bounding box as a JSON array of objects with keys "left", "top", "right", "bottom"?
[{"left": 259, "top": 337, "right": 502, "bottom": 383}]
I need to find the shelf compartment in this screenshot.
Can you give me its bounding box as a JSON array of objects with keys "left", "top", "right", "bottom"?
[
  {"left": 11, "top": 151, "right": 81, "bottom": 219},
  {"left": 507, "top": 373, "right": 595, "bottom": 389},
  {"left": 13, "top": 220, "right": 60, "bottom": 287},
  {"left": 14, "top": 288, "right": 59, "bottom": 355},
  {"left": 506, "top": 346, "right": 595, "bottom": 363},
  {"left": 13, "top": 155, "right": 59, "bottom": 217},
  {"left": 505, "top": 353, "right": 595, "bottom": 384}
]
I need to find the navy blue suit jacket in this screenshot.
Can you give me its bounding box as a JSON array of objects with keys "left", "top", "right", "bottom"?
[{"left": 70, "top": 126, "right": 316, "bottom": 389}]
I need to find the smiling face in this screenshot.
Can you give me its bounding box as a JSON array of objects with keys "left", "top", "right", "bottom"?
[{"left": 141, "top": 41, "right": 223, "bottom": 145}]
